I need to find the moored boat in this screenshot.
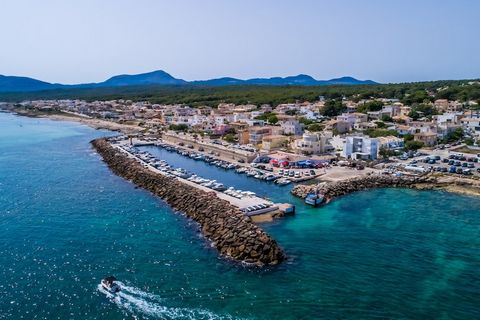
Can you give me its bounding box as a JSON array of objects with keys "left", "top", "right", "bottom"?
[{"left": 304, "top": 193, "right": 324, "bottom": 206}]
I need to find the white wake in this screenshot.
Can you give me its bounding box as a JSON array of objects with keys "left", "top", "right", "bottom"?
[{"left": 98, "top": 282, "right": 238, "bottom": 320}]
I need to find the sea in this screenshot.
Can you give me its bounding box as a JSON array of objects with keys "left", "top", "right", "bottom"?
[{"left": 1, "top": 111, "right": 479, "bottom": 319}]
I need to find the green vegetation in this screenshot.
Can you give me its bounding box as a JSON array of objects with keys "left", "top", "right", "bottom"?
[
  {"left": 408, "top": 103, "right": 438, "bottom": 120},
  {"left": 254, "top": 112, "right": 278, "bottom": 124},
  {"left": 298, "top": 117, "right": 314, "bottom": 125},
  {"left": 306, "top": 123, "right": 324, "bottom": 132},
  {"left": 404, "top": 140, "right": 424, "bottom": 151},
  {"left": 441, "top": 127, "right": 464, "bottom": 143},
  {"left": 320, "top": 99, "right": 346, "bottom": 117},
  {"left": 168, "top": 123, "right": 189, "bottom": 131},
  {"left": 381, "top": 115, "right": 393, "bottom": 122},
  {"left": 379, "top": 146, "right": 397, "bottom": 159},
  {"left": 223, "top": 133, "right": 236, "bottom": 143},
  {"left": 0, "top": 79, "right": 479, "bottom": 107},
  {"left": 356, "top": 100, "right": 384, "bottom": 113},
  {"left": 365, "top": 128, "right": 398, "bottom": 138}
]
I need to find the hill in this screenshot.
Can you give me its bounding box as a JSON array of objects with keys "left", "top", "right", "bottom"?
[{"left": 0, "top": 70, "right": 376, "bottom": 93}]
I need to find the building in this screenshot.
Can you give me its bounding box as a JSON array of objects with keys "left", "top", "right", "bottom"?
[
  {"left": 343, "top": 136, "right": 379, "bottom": 160},
  {"left": 325, "top": 119, "right": 351, "bottom": 134},
  {"left": 248, "top": 126, "right": 272, "bottom": 145},
  {"left": 460, "top": 117, "right": 480, "bottom": 136},
  {"left": 414, "top": 131, "right": 437, "bottom": 146},
  {"left": 238, "top": 130, "right": 250, "bottom": 144},
  {"left": 377, "top": 136, "right": 404, "bottom": 151},
  {"left": 292, "top": 132, "right": 332, "bottom": 155},
  {"left": 281, "top": 120, "right": 304, "bottom": 136},
  {"left": 337, "top": 112, "right": 368, "bottom": 130},
  {"left": 434, "top": 112, "right": 463, "bottom": 138},
  {"left": 262, "top": 135, "right": 289, "bottom": 151}
]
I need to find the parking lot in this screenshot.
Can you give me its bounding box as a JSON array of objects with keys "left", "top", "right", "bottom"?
[{"left": 396, "top": 150, "right": 480, "bottom": 177}]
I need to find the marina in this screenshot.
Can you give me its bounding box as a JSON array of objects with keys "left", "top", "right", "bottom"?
[
  {"left": 112, "top": 139, "right": 294, "bottom": 218},
  {"left": 127, "top": 137, "right": 320, "bottom": 184}
]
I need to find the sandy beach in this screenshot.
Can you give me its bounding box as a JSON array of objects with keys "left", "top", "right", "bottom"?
[{"left": 12, "top": 110, "right": 144, "bottom": 134}]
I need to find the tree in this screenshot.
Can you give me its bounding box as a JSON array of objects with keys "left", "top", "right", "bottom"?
[
  {"left": 381, "top": 115, "right": 393, "bottom": 122},
  {"left": 267, "top": 114, "right": 279, "bottom": 124},
  {"left": 403, "top": 133, "right": 414, "bottom": 142},
  {"left": 379, "top": 146, "right": 396, "bottom": 159},
  {"left": 405, "top": 140, "right": 424, "bottom": 151},
  {"left": 465, "top": 138, "right": 474, "bottom": 146},
  {"left": 299, "top": 117, "right": 314, "bottom": 125},
  {"left": 224, "top": 127, "right": 236, "bottom": 135},
  {"left": 169, "top": 123, "right": 189, "bottom": 132},
  {"left": 306, "top": 123, "right": 324, "bottom": 132},
  {"left": 320, "top": 99, "right": 346, "bottom": 117},
  {"left": 223, "top": 133, "right": 236, "bottom": 143},
  {"left": 375, "top": 121, "right": 387, "bottom": 129},
  {"left": 357, "top": 100, "right": 384, "bottom": 113},
  {"left": 285, "top": 109, "right": 298, "bottom": 116},
  {"left": 365, "top": 128, "right": 398, "bottom": 138}
]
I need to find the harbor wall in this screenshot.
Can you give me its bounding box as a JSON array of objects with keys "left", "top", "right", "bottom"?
[
  {"left": 291, "top": 174, "right": 436, "bottom": 202},
  {"left": 91, "top": 138, "right": 285, "bottom": 266}
]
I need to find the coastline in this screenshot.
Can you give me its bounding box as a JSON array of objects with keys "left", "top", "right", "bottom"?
[
  {"left": 291, "top": 173, "right": 480, "bottom": 203},
  {"left": 7, "top": 108, "right": 480, "bottom": 202},
  {"left": 6, "top": 108, "right": 143, "bottom": 134}
]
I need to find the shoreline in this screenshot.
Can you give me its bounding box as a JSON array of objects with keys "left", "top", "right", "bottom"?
[
  {"left": 291, "top": 173, "right": 480, "bottom": 203},
  {"left": 6, "top": 108, "right": 143, "bottom": 134},
  {"left": 6, "top": 109, "right": 480, "bottom": 203}
]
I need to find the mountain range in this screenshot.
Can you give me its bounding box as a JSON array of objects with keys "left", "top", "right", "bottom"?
[{"left": 0, "top": 70, "right": 377, "bottom": 93}]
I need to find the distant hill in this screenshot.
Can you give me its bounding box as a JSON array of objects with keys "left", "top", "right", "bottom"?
[
  {"left": 0, "top": 75, "right": 63, "bottom": 92},
  {"left": 0, "top": 70, "right": 377, "bottom": 93},
  {"left": 192, "top": 74, "right": 376, "bottom": 86},
  {"left": 98, "top": 70, "right": 187, "bottom": 87}
]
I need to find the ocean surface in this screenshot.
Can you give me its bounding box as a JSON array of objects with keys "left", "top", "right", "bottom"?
[{"left": 1, "top": 111, "right": 480, "bottom": 319}]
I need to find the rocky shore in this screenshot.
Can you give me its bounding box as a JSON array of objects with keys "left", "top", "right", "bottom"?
[
  {"left": 91, "top": 138, "right": 285, "bottom": 266},
  {"left": 290, "top": 174, "right": 480, "bottom": 202}
]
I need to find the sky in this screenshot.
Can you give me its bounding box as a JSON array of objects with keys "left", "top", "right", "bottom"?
[{"left": 0, "top": 0, "right": 479, "bottom": 84}]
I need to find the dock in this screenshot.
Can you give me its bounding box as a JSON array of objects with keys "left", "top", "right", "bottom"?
[{"left": 112, "top": 142, "right": 292, "bottom": 219}]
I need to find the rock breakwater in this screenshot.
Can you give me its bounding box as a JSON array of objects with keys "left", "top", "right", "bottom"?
[
  {"left": 91, "top": 139, "right": 285, "bottom": 266},
  {"left": 292, "top": 174, "right": 436, "bottom": 202}
]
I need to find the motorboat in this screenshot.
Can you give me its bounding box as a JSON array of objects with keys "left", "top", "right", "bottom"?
[
  {"left": 305, "top": 193, "right": 324, "bottom": 206},
  {"left": 264, "top": 174, "right": 277, "bottom": 181},
  {"left": 276, "top": 178, "right": 292, "bottom": 186},
  {"left": 101, "top": 276, "right": 121, "bottom": 293}
]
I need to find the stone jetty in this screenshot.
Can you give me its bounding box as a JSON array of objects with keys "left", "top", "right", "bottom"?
[
  {"left": 91, "top": 138, "right": 285, "bottom": 266},
  {"left": 291, "top": 174, "right": 436, "bottom": 202}
]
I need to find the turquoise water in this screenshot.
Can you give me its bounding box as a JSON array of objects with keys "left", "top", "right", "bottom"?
[{"left": 1, "top": 112, "right": 480, "bottom": 319}]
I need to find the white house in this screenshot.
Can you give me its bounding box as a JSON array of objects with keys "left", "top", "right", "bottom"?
[{"left": 343, "top": 136, "right": 379, "bottom": 160}]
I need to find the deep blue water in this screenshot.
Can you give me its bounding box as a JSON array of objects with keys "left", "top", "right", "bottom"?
[{"left": 1, "top": 112, "right": 480, "bottom": 319}]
